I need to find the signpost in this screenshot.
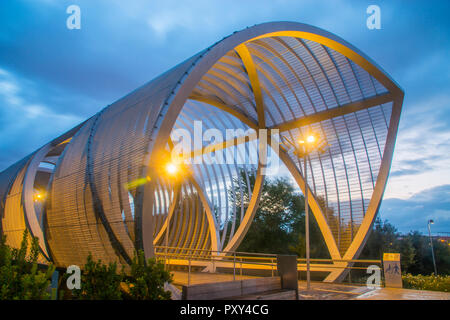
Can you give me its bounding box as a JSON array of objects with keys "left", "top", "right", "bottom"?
[{"left": 383, "top": 253, "right": 402, "bottom": 288}]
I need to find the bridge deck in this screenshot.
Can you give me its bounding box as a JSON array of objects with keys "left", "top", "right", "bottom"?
[
  {"left": 171, "top": 271, "right": 257, "bottom": 287},
  {"left": 170, "top": 271, "right": 450, "bottom": 300}
]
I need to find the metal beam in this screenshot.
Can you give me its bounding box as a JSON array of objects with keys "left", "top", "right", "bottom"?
[
  {"left": 188, "top": 176, "right": 220, "bottom": 252},
  {"left": 272, "top": 92, "right": 393, "bottom": 132},
  {"left": 235, "top": 44, "right": 266, "bottom": 128},
  {"left": 153, "top": 184, "right": 181, "bottom": 245}
]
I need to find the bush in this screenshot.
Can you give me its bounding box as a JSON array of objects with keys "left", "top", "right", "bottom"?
[
  {"left": 402, "top": 273, "right": 450, "bottom": 292},
  {"left": 123, "top": 250, "right": 172, "bottom": 300},
  {"left": 0, "top": 230, "right": 55, "bottom": 300},
  {"left": 71, "top": 254, "right": 123, "bottom": 300},
  {"left": 69, "top": 250, "right": 172, "bottom": 300}
]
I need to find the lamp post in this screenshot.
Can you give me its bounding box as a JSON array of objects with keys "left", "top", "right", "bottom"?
[
  {"left": 164, "top": 161, "right": 181, "bottom": 271},
  {"left": 427, "top": 219, "right": 438, "bottom": 276},
  {"left": 303, "top": 144, "right": 311, "bottom": 290},
  {"left": 282, "top": 132, "right": 327, "bottom": 291}
]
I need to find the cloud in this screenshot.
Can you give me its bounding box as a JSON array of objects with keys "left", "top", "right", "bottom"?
[
  {"left": 380, "top": 184, "right": 450, "bottom": 234},
  {"left": 0, "top": 67, "right": 83, "bottom": 170},
  {"left": 383, "top": 93, "right": 450, "bottom": 199}
]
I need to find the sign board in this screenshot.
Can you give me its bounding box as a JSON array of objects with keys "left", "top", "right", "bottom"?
[{"left": 383, "top": 253, "right": 402, "bottom": 288}]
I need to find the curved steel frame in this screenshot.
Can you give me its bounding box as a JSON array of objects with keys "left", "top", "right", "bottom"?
[{"left": 0, "top": 22, "right": 403, "bottom": 282}]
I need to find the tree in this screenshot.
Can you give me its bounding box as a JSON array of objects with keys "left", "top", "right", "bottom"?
[
  {"left": 290, "top": 195, "right": 331, "bottom": 259},
  {"left": 361, "top": 218, "right": 401, "bottom": 259},
  {"left": 229, "top": 169, "right": 329, "bottom": 258},
  {"left": 359, "top": 219, "right": 450, "bottom": 275},
  {"left": 404, "top": 231, "right": 450, "bottom": 275},
  {"left": 0, "top": 230, "right": 55, "bottom": 300}
]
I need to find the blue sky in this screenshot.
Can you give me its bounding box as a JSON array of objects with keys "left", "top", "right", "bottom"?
[{"left": 0, "top": 0, "right": 449, "bottom": 234}]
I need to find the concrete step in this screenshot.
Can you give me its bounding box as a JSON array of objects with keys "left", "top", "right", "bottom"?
[{"left": 181, "top": 277, "right": 283, "bottom": 300}]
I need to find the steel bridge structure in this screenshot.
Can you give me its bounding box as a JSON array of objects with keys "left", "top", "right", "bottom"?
[{"left": 0, "top": 22, "right": 403, "bottom": 282}]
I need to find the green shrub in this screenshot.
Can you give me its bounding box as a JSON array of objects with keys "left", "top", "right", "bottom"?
[
  {"left": 123, "top": 250, "right": 172, "bottom": 300},
  {"left": 402, "top": 273, "right": 450, "bottom": 292},
  {"left": 71, "top": 254, "right": 123, "bottom": 300},
  {"left": 0, "top": 230, "right": 55, "bottom": 300},
  {"left": 70, "top": 250, "right": 171, "bottom": 300}
]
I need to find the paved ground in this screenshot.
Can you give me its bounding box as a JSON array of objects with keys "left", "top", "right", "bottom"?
[
  {"left": 355, "top": 287, "right": 450, "bottom": 300},
  {"left": 170, "top": 271, "right": 450, "bottom": 300},
  {"left": 298, "top": 281, "right": 450, "bottom": 300},
  {"left": 298, "top": 281, "right": 372, "bottom": 300}
]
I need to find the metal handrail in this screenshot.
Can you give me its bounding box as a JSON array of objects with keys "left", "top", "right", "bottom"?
[
  {"left": 155, "top": 252, "right": 275, "bottom": 266},
  {"left": 154, "top": 246, "right": 383, "bottom": 285},
  {"left": 297, "top": 258, "right": 382, "bottom": 263},
  {"left": 154, "top": 245, "right": 278, "bottom": 257}
]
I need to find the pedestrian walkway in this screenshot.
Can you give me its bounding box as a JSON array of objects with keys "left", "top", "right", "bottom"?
[
  {"left": 356, "top": 287, "right": 450, "bottom": 300},
  {"left": 298, "top": 281, "right": 372, "bottom": 299},
  {"left": 169, "top": 272, "right": 450, "bottom": 300},
  {"left": 298, "top": 281, "right": 450, "bottom": 300}
]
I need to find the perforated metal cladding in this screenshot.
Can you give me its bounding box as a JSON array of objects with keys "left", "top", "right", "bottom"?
[
  {"left": 2, "top": 163, "right": 29, "bottom": 250},
  {"left": 0, "top": 156, "right": 32, "bottom": 220}
]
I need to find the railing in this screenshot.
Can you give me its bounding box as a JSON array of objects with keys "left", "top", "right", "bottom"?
[
  {"left": 154, "top": 246, "right": 278, "bottom": 285},
  {"left": 154, "top": 246, "right": 382, "bottom": 286}
]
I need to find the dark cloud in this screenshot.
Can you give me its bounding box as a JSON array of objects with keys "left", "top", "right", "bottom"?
[
  {"left": 390, "top": 168, "right": 425, "bottom": 178},
  {"left": 380, "top": 185, "right": 450, "bottom": 234},
  {"left": 390, "top": 158, "right": 435, "bottom": 177}
]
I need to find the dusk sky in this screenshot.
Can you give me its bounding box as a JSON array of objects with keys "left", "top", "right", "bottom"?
[{"left": 0, "top": 0, "right": 449, "bottom": 234}]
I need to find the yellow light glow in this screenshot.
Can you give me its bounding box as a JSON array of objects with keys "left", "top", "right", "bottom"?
[
  {"left": 165, "top": 163, "right": 178, "bottom": 176},
  {"left": 298, "top": 139, "right": 305, "bottom": 144},
  {"left": 124, "top": 176, "right": 151, "bottom": 190},
  {"left": 34, "top": 191, "right": 46, "bottom": 202},
  {"left": 306, "top": 135, "right": 316, "bottom": 143}
]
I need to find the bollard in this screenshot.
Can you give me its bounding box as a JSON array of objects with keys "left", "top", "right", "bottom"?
[{"left": 277, "top": 255, "right": 299, "bottom": 300}]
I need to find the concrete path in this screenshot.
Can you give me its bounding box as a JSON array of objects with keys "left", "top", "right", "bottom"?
[
  {"left": 298, "top": 281, "right": 372, "bottom": 300},
  {"left": 169, "top": 272, "right": 450, "bottom": 300},
  {"left": 298, "top": 281, "right": 450, "bottom": 300},
  {"left": 355, "top": 287, "right": 450, "bottom": 300}
]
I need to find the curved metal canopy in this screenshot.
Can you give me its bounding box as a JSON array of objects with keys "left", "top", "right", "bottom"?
[{"left": 0, "top": 21, "right": 403, "bottom": 282}]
